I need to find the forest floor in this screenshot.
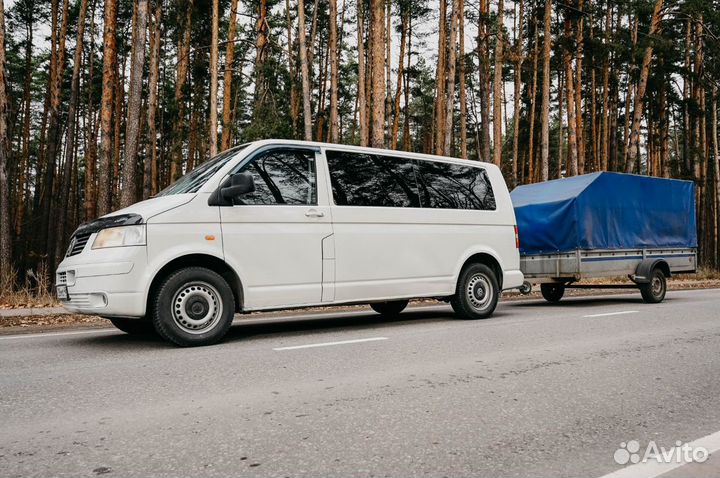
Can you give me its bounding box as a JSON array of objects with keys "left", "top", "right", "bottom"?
[{"left": 1, "top": 272, "right": 718, "bottom": 334}]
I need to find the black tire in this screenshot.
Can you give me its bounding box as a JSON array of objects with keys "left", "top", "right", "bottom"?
[
  {"left": 370, "top": 300, "right": 409, "bottom": 316},
  {"left": 639, "top": 267, "right": 666, "bottom": 303},
  {"left": 450, "top": 263, "right": 500, "bottom": 320},
  {"left": 151, "top": 267, "right": 236, "bottom": 347},
  {"left": 109, "top": 317, "right": 156, "bottom": 336},
  {"left": 540, "top": 283, "right": 565, "bottom": 302}
]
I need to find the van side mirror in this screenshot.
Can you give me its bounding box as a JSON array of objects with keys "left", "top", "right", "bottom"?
[
  {"left": 208, "top": 172, "right": 255, "bottom": 206},
  {"left": 221, "top": 172, "right": 255, "bottom": 200}
]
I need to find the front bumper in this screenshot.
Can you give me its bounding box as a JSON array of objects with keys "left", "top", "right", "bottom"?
[{"left": 56, "top": 244, "right": 148, "bottom": 317}]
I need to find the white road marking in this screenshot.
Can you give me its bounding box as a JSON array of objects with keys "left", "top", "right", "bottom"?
[
  {"left": 273, "top": 337, "right": 388, "bottom": 351},
  {"left": 598, "top": 429, "right": 720, "bottom": 478},
  {"left": 584, "top": 310, "right": 639, "bottom": 318},
  {"left": 0, "top": 329, "right": 117, "bottom": 340}
]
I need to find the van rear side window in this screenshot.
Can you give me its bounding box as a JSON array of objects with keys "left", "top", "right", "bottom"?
[
  {"left": 416, "top": 161, "right": 496, "bottom": 211},
  {"left": 326, "top": 150, "right": 496, "bottom": 211},
  {"left": 326, "top": 151, "right": 420, "bottom": 208}
]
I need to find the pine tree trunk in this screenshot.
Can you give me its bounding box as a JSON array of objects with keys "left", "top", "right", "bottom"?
[
  {"left": 56, "top": 0, "right": 89, "bottom": 260},
  {"left": 712, "top": 85, "right": 719, "bottom": 268},
  {"left": 369, "top": 0, "right": 385, "bottom": 148},
  {"left": 492, "top": 0, "right": 504, "bottom": 167},
  {"left": 402, "top": 15, "right": 412, "bottom": 151},
  {"left": 391, "top": 10, "right": 408, "bottom": 150},
  {"left": 209, "top": 0, "right": 219, "bottom": 156},
  {"left": 539, "top": 0, "right": 551, "bottom": 181},
  {"left": 564, "top": 17, "right": 578, "bottom": 177},
  {"left": 658, "top": 69, "right": 669, "bottom": 178},
  {"left": 254, "top": 0, "right": 270, "bottom": 114},
  {"left": 170, "top": 1, "right": 193, "bottom": 181},
  {"left": 222, "top": 0, "right": 239, "bottom": 149},
  {"left": 527, "top": 15, "right": 539, "bottom": 182},
  {"left": 625, "top": 0, "right": 663, "bottom": 174},
  {"left": 120, "top": 0, "right": 149, "bottom": 208},
  {"left": 328, "top": 0, "right": 339, "bottom": 142},
  {"left": 0, "top": 0, "right": 11, "bottom": 286},
  {"left": 557, "top": 65, "right": 564, "bottom": 178},
  {"left": 97, "top": 0, "right": 118, "bottom": 216},
  {"left": 16, "top": 13, "right": 34, "bottom": 237},
  {"left": 40, "top": 0, "right": 69, "bottom": 259},
  {"left": 434, "top": 0, "right": 448, "bottom": 153},
  {"left": 574, "top": 0, "right": 585, "bottom": 174},
  {"left": 385, "top": 0, "right": 392, "bottom": 139},
  {"left": 112, "top": 53, "right": 124, "bottom": 203},
  {"left": 442, "top": 0, "right": 460, "bottom": 155},
  {"left": 511, "top": 0, "right": 523, "bottom": 184},
  {"left": 458, "top": 0, "right": 468, "bottom": 159},
  {"left": 145, "top": 0, "right": 161, "bottom": 198},
  {"left": 478, "top": 0, "right": 491, "bottom": 162},
  {"left": 299, "top": 0, "right": 313, "bottom": 140},
  {"left": 600, "top": 6, "right": 613, "bottom": 172}
]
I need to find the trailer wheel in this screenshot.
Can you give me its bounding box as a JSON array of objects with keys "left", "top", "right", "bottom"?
[
  {"left": 540, "top": 283, "right": 565, "bottom": 302},
  {"left": 640, "top": 268, "right": 666, "bottom": 303}
]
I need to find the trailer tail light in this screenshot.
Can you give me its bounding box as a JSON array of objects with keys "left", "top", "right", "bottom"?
[{"left": 514, "top": 225, "right": 520, "bottom": 249}]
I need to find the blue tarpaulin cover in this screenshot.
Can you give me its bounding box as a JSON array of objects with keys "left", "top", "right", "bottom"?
[{"left": 511, "top": 172, "right": 697, "bottom": 255}]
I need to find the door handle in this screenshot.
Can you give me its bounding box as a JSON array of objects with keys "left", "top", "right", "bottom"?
[{"left": 305, "top": 209, "right": 325, "bottom": 218}]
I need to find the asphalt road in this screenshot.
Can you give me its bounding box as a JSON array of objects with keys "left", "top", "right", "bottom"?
[{"left": 2, "top": 289, "right": 720, "bottom": 478}]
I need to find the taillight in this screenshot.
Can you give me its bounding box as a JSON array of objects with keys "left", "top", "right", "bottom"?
[{"left": 514, "top": 225, "right": 520, "bottom": 249}]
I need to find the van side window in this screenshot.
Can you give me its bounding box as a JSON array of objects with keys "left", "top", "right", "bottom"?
[
  {"left": 416, "top": 161, "right": 496, "bottom": 210},
  {"left": 326, "top": 151, "right": 420, "bottom": 207},
  {"left": 238, "top": 149, "right": 317, "bottom": 205}
]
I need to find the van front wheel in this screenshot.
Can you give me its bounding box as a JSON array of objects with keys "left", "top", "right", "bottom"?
[
  {"left": 451, "top": 263, "right": 499, "bottom": 320},
  {"left": 152, "top": 267, "right": 236, "bottom": 347}
]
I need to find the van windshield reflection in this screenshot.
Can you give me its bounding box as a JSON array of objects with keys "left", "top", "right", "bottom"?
[{"left": 156, "top": 145, "right": 248, "bottom": 196}]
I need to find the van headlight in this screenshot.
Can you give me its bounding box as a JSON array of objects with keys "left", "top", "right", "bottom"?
[{"left": 92, "top": 225, "right": 146, "bottom": 249}]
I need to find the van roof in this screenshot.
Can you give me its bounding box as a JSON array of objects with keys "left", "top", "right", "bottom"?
[{"left": 247, "top": 139, "right": 496, "bottom": 170}]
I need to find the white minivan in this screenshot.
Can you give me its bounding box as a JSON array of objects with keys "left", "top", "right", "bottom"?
[{"left": 57, "top": 140, "right": 523, "bottom": 346}]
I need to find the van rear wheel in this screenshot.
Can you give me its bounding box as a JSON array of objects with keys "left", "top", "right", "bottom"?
[
  {"left": 370, "top": 300, "right": 409, "bottom": 316},
  {"left": 151, "top": 267, "right": 235, "bottom": 347},
  {"left": 451, "top": 263, "right": 499, "bottom": 320}
]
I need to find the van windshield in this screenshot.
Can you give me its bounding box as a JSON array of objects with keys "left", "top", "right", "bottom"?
[{"left": 156, "top": 145, "right": 248, "bottom": 196}]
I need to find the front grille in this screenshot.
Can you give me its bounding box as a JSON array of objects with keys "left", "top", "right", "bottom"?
[
  {"left": 57, "top": 271, "right": 67, "bottom": 285},
  {"left": 66, "top": 232, "right": 92, "bottom": 257}
]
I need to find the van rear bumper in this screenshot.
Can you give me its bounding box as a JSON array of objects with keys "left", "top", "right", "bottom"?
[{"left": 502, "top": 270, "right": 524, "bottom": 290}]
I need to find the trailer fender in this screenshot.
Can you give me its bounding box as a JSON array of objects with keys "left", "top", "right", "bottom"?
[{"left": 633, "top": 258, "right": 670, "bottom": 283}]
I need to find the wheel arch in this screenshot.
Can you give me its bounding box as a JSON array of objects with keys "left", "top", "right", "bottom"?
[
  {"left": 456, "top": 251, "right": 504, "bottom": 290},
  {"left": 635, "top": 258, "right": 670, "bottom": 283},
  {"left": 146, "top": 254, "right": 244, "bottom": 314}
]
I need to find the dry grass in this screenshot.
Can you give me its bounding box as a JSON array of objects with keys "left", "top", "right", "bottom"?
[
  {"left": 0, "top": 263, "right": 59, "bottom": 309},
  {"left": 675, "top": 267, "right": 720, "bottom": 281}
]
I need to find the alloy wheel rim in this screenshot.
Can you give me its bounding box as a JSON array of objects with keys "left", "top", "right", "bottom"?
[
  {"left": 171, "top": 281, "right": 223, "bottom": 334},
  {"left": 467, "top": 273, "right": 492, "bottom": 311}
]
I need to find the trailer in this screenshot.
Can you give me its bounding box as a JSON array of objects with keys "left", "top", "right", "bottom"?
[{"left": 511, "top": 172, "right": 697, "bottom": 303}]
